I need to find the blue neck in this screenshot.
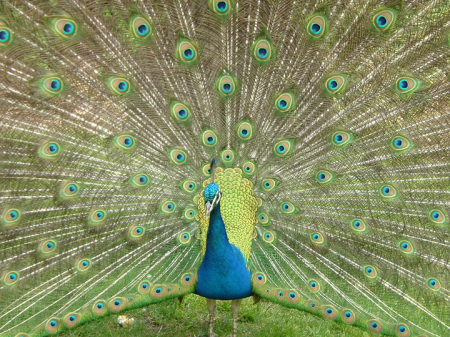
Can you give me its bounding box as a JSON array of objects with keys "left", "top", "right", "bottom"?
[{"left": 205, "top": 203, "right": 230, "bottom": 255}]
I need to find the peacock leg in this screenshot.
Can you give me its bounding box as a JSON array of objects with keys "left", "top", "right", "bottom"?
[
  {"left": 227, "top": 299, "right": 242, "bottom": 337},
  {"left": 206, "top": 298, "right": 218, "bottom": 337}
]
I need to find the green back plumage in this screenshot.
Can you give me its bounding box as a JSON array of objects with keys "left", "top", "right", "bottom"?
[{"left": 0, "top": 0, "right": 449, "bottom": 336}]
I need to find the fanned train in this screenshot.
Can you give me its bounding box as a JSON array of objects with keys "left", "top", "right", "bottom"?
[{"left": 0, "top": 1, "right": 449, "bottom": 336}]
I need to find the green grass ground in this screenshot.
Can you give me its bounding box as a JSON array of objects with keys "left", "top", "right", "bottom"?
[{"left": 59, "top": 295, "right": 372, "bottom": 337}]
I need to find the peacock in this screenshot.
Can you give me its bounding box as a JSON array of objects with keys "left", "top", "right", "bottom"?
[{"left": 0, "top": 0, "right": 449, "bottom": 336}]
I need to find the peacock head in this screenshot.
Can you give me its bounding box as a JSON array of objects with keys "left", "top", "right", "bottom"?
[
  {"left": 204, "top": 183, "right": 221, "bottom": 216},
  {"left": 204, "top": 159, "right": 222, "bottom": 216}
]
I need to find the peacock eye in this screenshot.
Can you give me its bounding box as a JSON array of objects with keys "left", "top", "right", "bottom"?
[
  {"left": 107, "top": 77, "right": 131, "bottom": 95},
  {"left": 43, "top": 77, "right": 63, "bottom": 94},
  {"left": 177, "top": 38, "right": 198, "bottom": 64},
  {"left": 170, "top": 149, "right": 187, "bottom": 165},
  {"left": 252, "top": 38, "right": 273, "bottom": 63},
  {"left": 307, "top": 14, "right": 327, "bottom": 38},
  {"left": 0, "top": 27, "right": 12, "bottom": 45},
  {"left": 54, "top": 19, "right": 77, "bottom": 38},
  {"left": 237, "top": 121, "right": 254, "bottom": 140},
  {"left": 217, "top": 75, "right": 236, "bottom": 97},
  {"left": 242, "top": 161, "right": 256, "bottom": 175},
  {"left": 202, "top": 130, "right": 218, "bottom": 147},
  {"left": 132, "top": 17, "right": 152, "bottom": 38},
  {"left": 178, "top": 231, "right": 191, "bottom": 244},
  {"left": 275, "top": 93, "right": 294, "bottom": 113},
  {"left": 213, "top": 0, "right": 231, "bottom": 15},
  {"left": 274, "top": 140, "right": 293, "bottom": 156},
  {"left": 262, "top": 231, "right": 275, "bottom": 243},
  {"left": 325, "top": 75, "right": 347, "bottom": 94},
  {"left": 373, "top": 9, "right": 396, "bottom": 31},
  {"left": 379, "top": 184, "right": 397, "bottom": 198},
  {"left": 395, "top": 76, "right": 420, "bottom": 95}
]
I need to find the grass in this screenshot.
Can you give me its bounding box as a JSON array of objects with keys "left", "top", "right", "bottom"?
[{"left": 59, "top": 295, "right": 373, "bottom": 337}]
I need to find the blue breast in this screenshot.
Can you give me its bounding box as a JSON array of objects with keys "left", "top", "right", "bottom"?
[{"left": 195, "top": 203, "right": 253, "bottom": 300}]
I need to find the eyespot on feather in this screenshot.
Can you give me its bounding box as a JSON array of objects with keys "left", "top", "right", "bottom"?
[
  {"left": 202, "top": 130, "right": 218, "bottom": 147},
  {"left": 109, "top": 297, "right": 126, "bottom": 312},
  {"left": 60, "top": 182, "right": 80, "bottom": 198},
  {"left": 130, "top": 226, "right": 145, "bottom": 238},
  {"left": 379, "top": 184, "right": 397, "bottom": 199},
  {"left": 315, "top": 170, "right": 334, "bottom": 184},
  {"left": 280, "top": 202, "right": 295, "bottom": 214},
  {"left": 170, "top": 149, "right": 187, "bottom": 165},
  {"left": 92, "top": 300, "right": 107, "bottom": 315},
  {"left": 331, "top": 131, "right": 353, "bottom": 147},
  {"left": 252, "top": 37, "right": 273, "bottom": 63},
  {"left": 40, "top": 240, "right": 57, "bottom": 254},
  {"left": 130, "top": 173, "right": 150, "bottom": 187},
  {"left": 64, "top": 312, "right": 81, "bottom": 328},
  {"left": 396, "top": 324, "right": 411, "bottom": 337},
  {"left": 114, "top": 134, "right": 136, "bottom": 150},
  {"left": 262, "top": 179, "right": 276, "bottom": 192},
  {"left": 221, "top": 149, "right": 235, "bottom": 163},
  {"left": 151, "top": 285, "right": 167, "bottom": 299},
  {"left": 242, "top": 161, "right": 256, "bottom": 175},
  {"left": 399, "top": 240, "right": 414, "bottom": 254},
  {"left": 217, "top": 74, "right": 236, "bottom": 97},
  {"left": 46, "top": 318, "right": 61, "bottom": 334},
  {"left": 88, "top": 209, "right": 107, "bottom": 225},
  {"left": 426, "top": 278, "right": 441, "bottom": 291},
  {"left": 2, "top": 208, "right": 21, "bottom": 225},
  {"left": 308, "top": 279, "right": 320, "bottom": 293},
  {"left": 171, "top": 102, "right": 191, "bottom": 122},
  {"left": 307, "top": 14, "right": 327, "bottom": 38},
  {"left": 178, "top": 40, "right": 198, "bottom": 64},
  {"left": 351, "top": 218, "right": 367, "bottom": 232},
  {"left": 341, "top": 309, "right": 356, "bottom": 324},
  {"left": 237, "top": 121, "right": 254, "bottom": 140},
  {"left": 274, "top": 139, "right": 293, "bottom": 156},
  {"left": 4, "top": 271, "right": 19, "bottom": 285},
  {"left": 274, "top": 93, "right": 294, "bottom": 113},
  {"left": 181, "top": 272, "right": 196, "bottom": 286},
  {"left": 138, "top": 280, "right": 151, "bottom": 294},
  {"left": 322, "top": 305, "right": 338, "bottom": 320},
  {"left": 325, "top": 75, "right": 347, "bottom": 94},
  {"left": 363, "top": 265, "right": 377, "bottom": 279},
  {"left": 428, "top": 209, "right": 447, "bottom": 224},
  {"left": 183, "top": 208, "right": 196, "bottom": 220},
  {"left": 0, "top": 26, "right": 12, "bottom": 45},
  {"left": 54, "top": 18, "right": 77, "bottom": 38},
  {"left": 77, "top": 259, "right": 91, "bottom": 272},
  {"left": 161, "top": 201, "right": 176, "bottom": 214},
  {"left": 211, "top": 0, "right": 232, "bottom": 16},
  {"left": 367, "top": 319, "right": 383, "bottom": 334},
  {"left": 390, "top": 136, "right": 412, "bottom": 152},
  {"left": 182, "top": 180, "right": 197, "bottom": 193},
  {"left": 106, "top": 77, "right": 131, "bottom": 95},
  {"left": 372, "top": 9, "right": 396, "bottom": 31},
  {"left": 252, "top": 272, "right": 267, "bottom": 285},
  {"left": 178, "top": 232, "right": 191, "bottom": 244},
  {"left": 131, "top": 16, "right": 152, "bottom": 39},
  {"left": 395, "top": 76, "right": 420, "bottom": 95},
  {"left": 262, "top": 231, "right": 275, "bottom": 243},
  {"left": 42, "top": 77, "right": 64, "bottom": 95},
  {"left": 305, "top": 299, "right": 320, "bottom": 312},
  {"left": 39, "top": 141, "right": 61, "bottom": 158},
  {"left": 310, "top": 232, "right": 325, "bottom": 244}
]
